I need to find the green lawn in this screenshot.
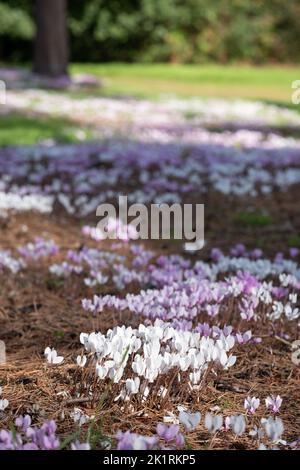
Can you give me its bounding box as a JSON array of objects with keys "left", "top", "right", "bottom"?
[
  {"left": 0, "top": 113, "right": 94, "bottom": 146},
  {"left": 71, "top": 63, "right": 300, "bottom": 103}
]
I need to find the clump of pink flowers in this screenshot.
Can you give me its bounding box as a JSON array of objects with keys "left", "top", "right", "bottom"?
[
  {"left": 0, "top": 415, "right": 89, "bottom": 450},
  {"left": 116, "top": 423, "right": 184, "bottom": 450},
  {"left": 18, "top": 238, "right": 59, "bottom": 260}
]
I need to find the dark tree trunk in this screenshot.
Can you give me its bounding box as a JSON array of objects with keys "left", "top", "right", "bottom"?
[{"left": 33, "top": 0, "right": 69, "bottom": 77}]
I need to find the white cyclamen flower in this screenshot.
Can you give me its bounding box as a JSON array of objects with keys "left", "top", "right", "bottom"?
[
  {"left": 231, "top": 415, "right": 246, "bottom": 436},
  {"left": 125, "top": 377, "right": 140, "bottom": 395},
  {"left": 263, "top": 417, "right": 284, "bottom": 442},
  {"left": 0, "top": 399, "right": 9, "bottom": 411},
  {"left": 71, "top": 408, "right": 90, "bottom": 426},
  {"left": 205, "top": 413, "right": 223, "bottom": 433},
  {"left": 179, "top": 410, "right": 201, "bottom": 432},
  {"left": 44, "top": 347, "right": 64, "bottom": 364},
  {"left": 76, "top": 355, "right": 87, "bottom": 368}
]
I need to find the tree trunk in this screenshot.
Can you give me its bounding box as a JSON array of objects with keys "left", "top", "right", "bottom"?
[{"left": 34, "top": 0, "right": 68, "bottom": 77}]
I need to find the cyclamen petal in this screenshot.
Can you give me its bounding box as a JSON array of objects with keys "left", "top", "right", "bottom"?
[
  {"left": 76, "top": 355, "right": 87, "bottom": 367},
  {"left": 0, "top": 399, "right": 9, "bottom": 411}
]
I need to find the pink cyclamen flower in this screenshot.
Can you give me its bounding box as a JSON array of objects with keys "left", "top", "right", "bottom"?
[
  {"left": 71, "top": 440, "right": 90, "bottom": 450},
  {"left": 156, "top": 424, "right": 180, "bottom": 442},
  {"left": 275, "top": 252, "right": 284, "bottom": 263},
  {"left": 250, "top": 248, "right": 263, "bottom": 260},
  {"left": 244, "top": 396, "right": 260, "bottom": 414},
  {"left": 230, "top": 244, "right": 246, "bottom": 257},
  {"left": 15, "top": 415, "right": 31, "bottom": 432},
  {"left": 236, "top": 330, "right": 252, "bottom": 344},
  {"left": 211, "top": 248, "right": 223, "bottom": 262},
  {"left": 265, "top": 395, "right": 282, "bottom": 413},
  {"left": 116, "top": 431, "right": 157, "bottom": 450},
  {"left": 206, "top": 304, "right": 219, "bottom": 317},
  {"left": 289, "top": 248, "right": 299, "bottom": 258}
]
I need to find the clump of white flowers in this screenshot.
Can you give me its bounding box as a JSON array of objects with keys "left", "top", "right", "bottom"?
[
  {"left": 79, "top": 319, "right": 237, "bottom": 400},
  {"left": 0, "top": 192, "right": 53, "bottom": 218},
  {"left": 0, "top": 250, "right": 24, "bottom": 274}
]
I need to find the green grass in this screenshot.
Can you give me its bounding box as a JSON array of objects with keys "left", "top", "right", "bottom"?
[
  {"left": 71, "top": 63, "right": 300, "bottom": 103},
  {"left": 235, "top": 212, "right": 273, "bottom": 228},
  {"left": 288, "top": 234, "right": 300, "bottom": 247},
  {"left": 0, "top": 113, "right": 94, "bottom": 146}
]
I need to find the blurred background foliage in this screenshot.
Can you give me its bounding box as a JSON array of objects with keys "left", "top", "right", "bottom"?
[{"left": 1, "top": 0, "right": 300, "bottom": 64}]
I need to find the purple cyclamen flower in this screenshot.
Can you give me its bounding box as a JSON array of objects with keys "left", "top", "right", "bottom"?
[
  {"left": 22, "top": 443, "right": 39, "bottom": 450},
  {"left": 236, "top": 330, "right": 252, "bottom": 344},
  {"left": 244, "top": 396, "right": 260, "bottom": 414},
  {"left": 175, "top": 432, "right": 185, "bottom": 448},
  {"left": 230, "top": 244, "right": 246, "bottom": 257},
  {"left": 116, "top": 431, "right": 157, "bottom": 450},
  {"left": 211, "top": 248, "right": 223, "bottom": 262},
  {"left": 272, "top": 287, "right": 288, "bottom": 299},
  {"left": 71, "top": 440, "right": 91, "bottom": 450},
  {"left": 289, "top": 248, "right": 299, "bottom": 258},
  {"left": 1, "top": 419, "right": 58, "bottom": 450},
  {"left": 0, "top": 430, "right": 14, "bottom": 449},
  {"left": 274, "top": 252, "right": 284, "bottom": 263},
  {"left": 206, "top": 304, "right": 219, "bottom": 317},
  {"left": 195, "top": 323, "right": 212, "bottom": 337},
  {"left": 265, "top": 395, "right": 282, "bottom": 413},
  {"left": 252, "top": 337, "right": 262, "bottom": 344},
  {"left": 250, "top": 248, "right": 263, "bottom": 260},
  {"left": 156, "top": 423, "right": 180, "bottom": 442},
  {"left": 237, "top": 272, "right": 259, "bottom": 294},
  {"left": 15, "top": 415, "right": 31, "bottom": 432}
]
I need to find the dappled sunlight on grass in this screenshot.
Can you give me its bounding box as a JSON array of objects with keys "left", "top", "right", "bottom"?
[{"left": 0, "top": 113, "right": 94, "bottom": 146}]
